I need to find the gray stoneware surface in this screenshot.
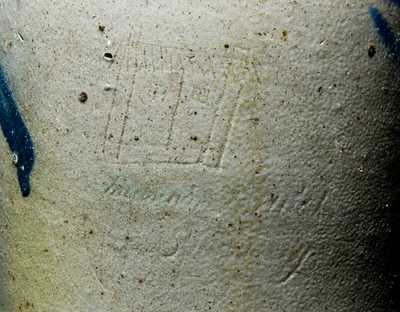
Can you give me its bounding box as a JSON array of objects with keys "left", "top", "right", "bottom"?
[{"left": 0, "top": 1, "right": 397, "bottom": 311}]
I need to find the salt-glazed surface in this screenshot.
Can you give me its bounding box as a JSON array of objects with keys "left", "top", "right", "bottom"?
[{"left": 0, "top": 1, "right": 398, "bottom": 311}]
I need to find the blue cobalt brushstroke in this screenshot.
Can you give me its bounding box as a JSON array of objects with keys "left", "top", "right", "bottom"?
[
  {"left": 0, "top": 66, "right": 34, "bottom": 197},
  {"left": 370, "top": 1, "right": 400, "bottom": 62},
  {"left": 370, "top": 6, "right": 400, "bottom": 62},
  {"left": 388, "top": 0, "right": 400, "bottom": 7}
]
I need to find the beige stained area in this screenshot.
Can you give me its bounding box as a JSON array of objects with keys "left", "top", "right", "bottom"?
[{"left": 0, "top": 0, "right": 397, "bottom": 311}]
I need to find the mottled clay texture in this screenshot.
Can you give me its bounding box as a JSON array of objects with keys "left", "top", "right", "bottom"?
[{"left": 0, "top": 0, "right": 398, "bottom": 311}]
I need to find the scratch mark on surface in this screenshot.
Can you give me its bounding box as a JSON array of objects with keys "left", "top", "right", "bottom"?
[
  {"left": 166, "top": 68, "right": 185, "bottom": 147},
  {"left": 202, "top": 73, "right": 227, "bottom": 163},
  {"left": 116, "top": 73, "right": 136, "bottom": 159},
  {"left": 103, "top": 176, "right": 121, "bottom": 195},
  {"left": 312, "top": 190, "right": 328, "bottom": 217},
  {"left": 279, "top": 248, "right": 313, "bottom": 286},
  {"left": 269, "top": 193, "right": 288, "bottom": 215},
  {"left": 102, "top": 35, "right": 131, "bottom": 154},
  {"left": 102, "top": 65, "right": 122, "bottom": 153},
  {"left": 217, "top": 85, "right": 243, "bottom": 168},
  {"left": 279, "top": 247, "right": 313, "bottom": 286}
]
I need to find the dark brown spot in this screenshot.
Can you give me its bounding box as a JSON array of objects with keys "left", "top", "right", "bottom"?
[
  {"left": 368, "top": 44, "right": 376, "bottom": 58},
  {"left": 281, "top": 30, "right": 288, "bottom": 41},
  {"left": 78, "top": 92, "right": 88, "bottom": 103}
]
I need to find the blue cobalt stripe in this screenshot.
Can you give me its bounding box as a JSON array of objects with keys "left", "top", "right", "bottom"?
[
  {"left": 0, "top": 66, "right": 35, "bottom": 197},
  {"left": 370, "top": 6, "right": 400, "bottom": 62},
  {"left": 388, "top": 0, "right": 400, "bottom": 6}
]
